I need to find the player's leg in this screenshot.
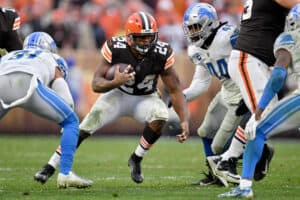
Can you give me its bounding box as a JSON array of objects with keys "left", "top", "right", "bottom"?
[
  {"left": 219, "top": 94, "right": 300, "bottom": 198},
  {"left": 208, "top": 103, "right": 244, "bottom": 185},
  {"left": 34, "top": 89, "right": 122, "bottom": 184},
  {"left": 129, "top": 93, "right": 169, "bottom": 183},
  {"left": 192, "top": 92, "right": 227, "bottom": 186}
]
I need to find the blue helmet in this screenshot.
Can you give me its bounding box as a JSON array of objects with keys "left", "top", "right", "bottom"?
[
  {"left": 53, "top": 54, "right": 69, "bottom": 79},
  {"left": 182, "top": 3, "right": 219, "bottom": 47},
  {"left": 23, "top": 32, "right": 57, "bottom": 53},
  {"left": 285, "top": 4, "right": 300, "bottom": 31}
]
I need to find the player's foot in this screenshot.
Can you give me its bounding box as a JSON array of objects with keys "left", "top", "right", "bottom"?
[
  {"left": 215, "top": 157, "right": 241, "bottom": 184},
  {"left": 254, "top": 143, "right": 274, "bottom": 181},
  {"left": 57, "top": 172, "right": 93, "bottom": 188},
  {"left": 192, "top": 158, "right": 223, "bottom": 186},
  {"left": 217, "top": 186, "right": 254, "bottom": 198},
  {"left": 207, "top": 156, "right": 229, "bottom": 187},
  {"left": 128, "top": 153, "right": 144, "bottom": 184},
  {"left": 34, "top": 164, "right": 56, "bottom": 184}
]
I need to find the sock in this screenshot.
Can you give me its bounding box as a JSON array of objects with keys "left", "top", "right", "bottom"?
[
  {"left": 59, "top": 114, "right": 79, "bottom": 175},
  {"left": 239, "top": 179, "right": 253, "bottom": 189},
  {"left": 202, "top": 138, "right": 214, "bottom": 157},
  {"left": 48, "top": 146, "right": 61, "bottom": 169},
  {"left": 221, "top": 126, "right": 246, "bottom": 160},
  {"left": 242, "top": 129, "right": 265, "bottom": 179},
  {"left": 134, "top": 124, "right": 161, "bottom": 157}
]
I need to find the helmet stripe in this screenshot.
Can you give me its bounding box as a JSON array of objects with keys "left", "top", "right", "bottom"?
[{"left": 139, "top": 12, "right": 150, "bottom": 30}]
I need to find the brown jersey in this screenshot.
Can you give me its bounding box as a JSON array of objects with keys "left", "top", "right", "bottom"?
[
  {"left": 0, "top": 7, "right": 22, "bottom": 53},
  {"left": 234, "top": 0, "right": 289, "bottom": 66},
  {"left": 101, "top": 36, "right": 175, "bottom": 95}
]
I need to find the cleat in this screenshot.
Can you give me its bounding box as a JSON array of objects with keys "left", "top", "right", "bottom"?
[
  {"left": 218, "top": 186, "right": 254, "bottom": 198},
  {"left": 207, "top": 156, "right": 229, "bottom": 187},
  {"left": 192, "top": 158, "right": 224, "bottom": 186},
  {"left": 215, "top": 157, "right": 240, "bottom": 184},
  {"left": 254, "top": 143, "right": 274, "bottom": 181},
  {"left": 191, "top": 171, "right": 223, "bottom": 186},
  {"left": 57, "top": 172, "right": 93, "bottom": 188},
  {"left": 34, "top": 164, "right": 56, "bottom": 184},
  {"left": 128, "top": 154, "right": 144, "bottom": 184}
]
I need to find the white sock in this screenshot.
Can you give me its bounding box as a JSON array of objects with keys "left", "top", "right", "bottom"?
[
  {"left": 221, "top": 127, "right": 246, "bottom": 160},
  {"left": 48, "top": 152, "right": 61, "bottom": 169},
  {"left": 134, "top": 145, "right": 148, "bottom": 157},
  {"left": 240, "top": 179, "right": 252, "bottom": 189}
]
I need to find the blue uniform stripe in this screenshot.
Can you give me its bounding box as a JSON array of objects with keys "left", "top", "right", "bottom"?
[
  {"left": 258, "top": 95, "right": 300, "bottom": 136},
  {"left": 36, "top": 80, "right": 71, "bottom": 119}
]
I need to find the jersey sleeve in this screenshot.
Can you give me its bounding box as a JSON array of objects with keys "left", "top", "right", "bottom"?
[
  {"left": 273, "top": 32, "right": 295, "bottom": 56},
  {"left": 187, "top": 44, "right": 208, "bottom": 65},
  {"left": 164, "top": 47, "right": 175, "bottom": 69},
  {"left": 100, "top": 39, "right": 113, "bottom": 63}
]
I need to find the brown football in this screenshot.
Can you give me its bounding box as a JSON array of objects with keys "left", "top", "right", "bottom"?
[{"left": 105, "top": 63, "right": 133, "bottom": 80}]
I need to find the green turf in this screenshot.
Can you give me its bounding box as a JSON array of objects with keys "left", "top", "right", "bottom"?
[{"left": 0, "top": 135, "right": 299, "bottom": 199}]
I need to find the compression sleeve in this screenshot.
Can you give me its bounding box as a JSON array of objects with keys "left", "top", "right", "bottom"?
[{"left": 257, "top": 66, "right": 287, "bottom": 110}]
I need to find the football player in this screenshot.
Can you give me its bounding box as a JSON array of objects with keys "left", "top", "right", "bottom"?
[
  {"left": 0, "top": 7, "right": 22, "bottom": 56},
  {"left": 167, "top": 3, "right": 245, "bottom": 186},
  {"left": 208, "top": 0, "right": 298, "bottom": 188},
  {"left": 0, "top": 32, "right": 92, "bottom": 188},
  {"left": 218, "top": 2, "right": 300, "bottom": 199},
  {"left": 34, "top": 12, "right": 189, "bottom": 184}
]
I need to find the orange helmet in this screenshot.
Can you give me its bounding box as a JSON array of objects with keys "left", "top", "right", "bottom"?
[{"left": 125, "top": 12, "right": 158, "bottom": 55}]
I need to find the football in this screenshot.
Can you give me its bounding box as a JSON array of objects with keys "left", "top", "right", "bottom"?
[{"left": 105, "top": 63, "right": 134, "bottom": 80}]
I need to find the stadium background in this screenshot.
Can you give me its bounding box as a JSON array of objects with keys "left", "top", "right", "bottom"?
[{"left": 1, "top": 0, "right": 296, "bottom": 137}]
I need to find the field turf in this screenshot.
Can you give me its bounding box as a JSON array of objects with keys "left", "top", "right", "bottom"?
[{"left": 0, "top": 135, "right": 299, "bottom": 199}]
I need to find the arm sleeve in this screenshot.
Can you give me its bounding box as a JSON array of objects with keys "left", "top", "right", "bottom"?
[
  {"left": 183, "top": 64, "right": 211, "bottom": 102},
  {"left": 51, "top": 77, "right": 74, "bottom": 109}
]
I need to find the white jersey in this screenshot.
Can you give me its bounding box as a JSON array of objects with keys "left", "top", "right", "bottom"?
[
  {"left": 0, "top": 49, "right": 57, "bottom": 85},
  {"left": 274, "top": 29, "right": 300, "bottom": 88},
  {"left": 185, "top": 24, "right": 242, "bottom": 105}
]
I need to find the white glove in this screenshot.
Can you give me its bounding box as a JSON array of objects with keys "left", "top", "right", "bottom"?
[{"left": 244, "top": 114, "right": 259, "bottom": 141}]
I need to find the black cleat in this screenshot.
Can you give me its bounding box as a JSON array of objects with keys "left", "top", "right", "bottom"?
[
  {"left": 128, "top": 154, "right": 144, "bottom": 184},
  {"left": 34, "top": 164, "right": 55, "bottom": 184},
  {"left": 254, "top": 143, "right": 274, "bottom": 181},
  {"left": 192, "top": 158, "right": 223, "bottom": 186},
  {"left": 215, "top": 157, "right": 240, "bottom": 184}
]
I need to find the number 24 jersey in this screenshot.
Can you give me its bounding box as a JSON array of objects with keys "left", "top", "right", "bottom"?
[{"left": 101, "top": 36, "right": 175, "bottom": 95}]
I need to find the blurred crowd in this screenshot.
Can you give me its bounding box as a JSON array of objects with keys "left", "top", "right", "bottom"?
[
  {"left": 2, "top": 0, "right": 244, "bottom": 53},
  {"left": 0, "top": 0, "right": 244, "bottom": 126}
]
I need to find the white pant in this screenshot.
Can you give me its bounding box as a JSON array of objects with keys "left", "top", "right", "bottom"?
[
  {"left": 80, "top": 89, "right": 169, "bottom": 134},
  {"left": 197, "top": 92, "right": 243, "bottom": 154},
  {"left": 228, "top": 50, "right": 277, "bottom": 112}
]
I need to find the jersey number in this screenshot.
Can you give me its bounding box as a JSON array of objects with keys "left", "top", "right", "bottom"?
[
  {"left": 206, "top": 58, "right": 229, "bottom": 79},
  {"left": 120, "top": 74, "right": 155, "bottom": 94},
  {"left": 8, "top": 50, "right": 42, "bottom": 60}
]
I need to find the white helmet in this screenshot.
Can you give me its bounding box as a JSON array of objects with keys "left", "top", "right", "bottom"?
[
  {"left": 182, "top": 3, "right": 219, "bottom": 47},
  {"left": 285, "top": 4, "right": 300, "bottom": 32},
  {"left": 23, "top": 32, "right": 57, "bottom": 53}
]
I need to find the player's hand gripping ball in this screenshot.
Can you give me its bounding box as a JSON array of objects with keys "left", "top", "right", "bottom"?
[{"left": 105, "top": 63, "right": 134, "bottom": 80}]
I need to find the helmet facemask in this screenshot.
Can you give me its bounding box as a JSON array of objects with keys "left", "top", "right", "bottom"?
[
  {"left": 183, "top": 3, "right": 219, "bottom": 47},
  {"left": 125, "top": 12, "right": 158, "bottom": 55},
  {"left": 128, "top": 32, "right": 158, "bottom": 55}
]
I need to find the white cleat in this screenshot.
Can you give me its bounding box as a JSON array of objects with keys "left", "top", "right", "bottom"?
[{"left": 57, "top": 172, "right": 93, "bottom": 189}]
